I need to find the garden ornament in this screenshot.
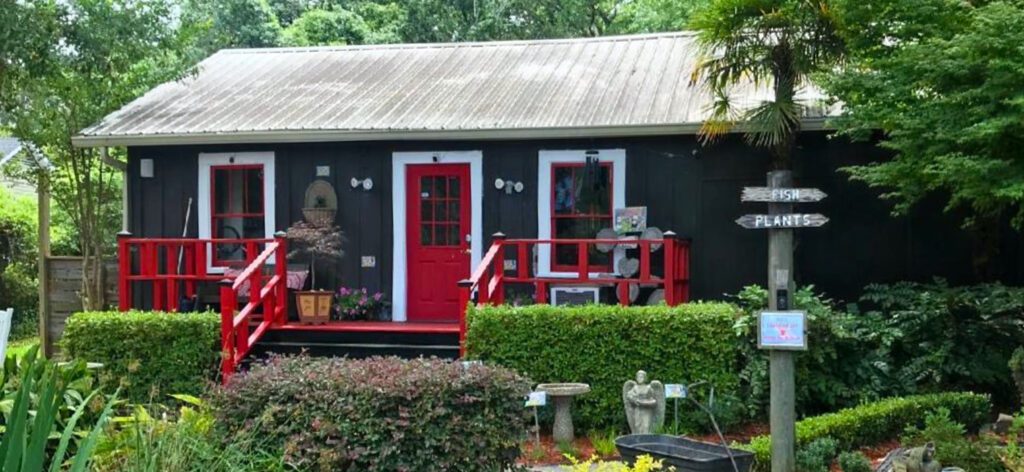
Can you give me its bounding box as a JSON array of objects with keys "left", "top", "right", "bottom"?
[
  {"left": 879, "top": 442, "right": 942, "bottom": 472},
  {"left": 623, "top": 370, "right": 665, "bottom": 434}
]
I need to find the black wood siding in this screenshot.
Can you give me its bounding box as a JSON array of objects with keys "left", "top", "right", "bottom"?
[{"left": 126, "top": 132, "right": 1017, "bottom": 304}]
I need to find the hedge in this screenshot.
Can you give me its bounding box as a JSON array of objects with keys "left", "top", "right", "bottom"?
[
  {"left": 465, "top": 302, "right": 741, "bottom": 429},
  {"left": 60, "top": 310, "right": 220, "bottom": 402},
  {"left": 210, "top": 356, "right": 532, "bottom": 471},
  {"left": 745, "top": 392, "right": 991, "bottom": 470}
]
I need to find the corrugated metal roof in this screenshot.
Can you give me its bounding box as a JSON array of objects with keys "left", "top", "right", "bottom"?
[
  {"left": 74, "top": 33, "right": 836, "bottom": 147},
  {"left": 0, "top": 138, "right": 22, "bottom": 166}
]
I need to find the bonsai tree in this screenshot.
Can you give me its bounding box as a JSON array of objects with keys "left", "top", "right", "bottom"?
[{"left": 284, "top": 221, "right": 344, "bottom": 289}]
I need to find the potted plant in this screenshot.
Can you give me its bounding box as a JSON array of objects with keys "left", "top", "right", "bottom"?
[
  {"left": 285, "top": 221, "right": 344, "bottom": 324},
  {"left": 334, "top": 287, "right": 389, "bottom": 321}
]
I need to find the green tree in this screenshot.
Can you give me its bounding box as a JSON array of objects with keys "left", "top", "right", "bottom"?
[
  {"left": 283, "top": 8, "right": 371, "bottom": 45},
  {"left": 690, "top": 0, "right": 844, "bottom": 170},
  {"left": 181, "top": 0, "right": 284, "bottom": 53},
  {"left": 1, "top": 0, "right": 192, "bottom": 309},
  {"left": 824, "top": 1, "right": 1024, "bottom": 248}
]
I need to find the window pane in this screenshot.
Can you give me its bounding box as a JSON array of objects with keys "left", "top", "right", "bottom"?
[
  {"left": 577, "top": 165, "right": 610, "bottom": 215},
  {"left": 435, "top": 201, "right": 447, "bottom": 221},
  {"left": 214, "top": 170, "right": 230, "bottom": 214},
  {"left": 435, "top": 176, "right": 447, "bottom": 197},
  {"left": 420, "top": 199, "right": 433, "bottom": 221},
  {"left": 448, "top": 201, "right": 460, "bottom": 223},
  {"left": 447, "top": 224, "right": 459, "bottom": 247},
  {"left": 420, "top": 176, "right": 433, "bottom": 198},
  {"left": 421, "top": 224, "right": 432, "bottom": 245},
  {"left": 449, "top": 176, "right": 460, "bottom": 197},
  {"left": 554, "top": 218, "right": 611, "bottom": 267},
  {"left": 245, "top": 168, "right": 263, "bottom": 214},
  {"left": 241, "top": 216, "right": 265, "bottom": 239},
  {"left": 553, "top": 166, "right": 577, "bottom": 214}
]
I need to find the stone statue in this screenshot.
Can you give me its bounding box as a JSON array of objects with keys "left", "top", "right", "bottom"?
[
  {"left": 878, "top": 443, "right": 942, "bottom": 472},
  {"left": 622, "top": 370, "right": 665, "bottom": 434}
]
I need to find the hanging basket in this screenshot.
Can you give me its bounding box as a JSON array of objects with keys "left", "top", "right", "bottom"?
[{"left": 302, "top": 180, "right": 338, "bottom": 227}]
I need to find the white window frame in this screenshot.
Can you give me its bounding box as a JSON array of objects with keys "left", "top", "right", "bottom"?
[
  {"left": 198, "top": 152, "right": 276, "bottom": 274},
  {"left": 537, "top": 149, "right": 626, "bottom": 278},
  {"left": 391, "top": 151, "right": 483, "bottom": 323}
]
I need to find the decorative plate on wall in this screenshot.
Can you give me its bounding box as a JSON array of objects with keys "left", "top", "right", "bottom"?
[{"left": 303, "top": 179, "right": 338, "bottom": 226}]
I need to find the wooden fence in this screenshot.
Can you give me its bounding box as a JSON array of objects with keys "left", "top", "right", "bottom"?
[{"left": 41, "top": 257, "right": 117, "bottom": 356}]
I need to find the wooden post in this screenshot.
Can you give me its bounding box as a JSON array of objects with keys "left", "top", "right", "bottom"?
[
  {"left": 663, "top": 231, "right": 677, "bottom": 306},
  {"left": 274, "top": 231, "right": 288, "bottom": 325},
  {"left": 117, "top": 231, "right": 132, "bottom": 311},
  {"left": 37, "top": 175, "right": 51, "bottom": 357},
  {"left": 768, "top": 170, "right": 796, "bottom": 472}
]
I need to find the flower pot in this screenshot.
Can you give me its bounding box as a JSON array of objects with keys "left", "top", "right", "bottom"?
[{"left": 296, "top": 291, "right": 332, "bottom": 324}]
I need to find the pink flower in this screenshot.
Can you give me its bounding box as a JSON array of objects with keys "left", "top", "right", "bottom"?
[{"left": 373, "top": 293, "right": 383, "bottom": 301}]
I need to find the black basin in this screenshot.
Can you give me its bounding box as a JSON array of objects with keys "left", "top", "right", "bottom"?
[{"left": 615, "top": 434, "right": 754, "bottom": 472}]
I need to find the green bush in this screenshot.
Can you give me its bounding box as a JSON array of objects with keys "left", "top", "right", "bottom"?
[
  {"left": 859, "top": 280, "right": 1024, "bottom": 406},
  {"left": 0, "top": 187, "right": 39, "bottom": 340},
  {"left": 60, "top": 311, "right": 220, "bottom": 402},
  {"left": 465, "top": 302, "right": 741, "bottom": 430},
  {"left": 901, "top": 407, "right": 1005, "bottom": 472},
  {"left": 209, "top": 356, "right": 532, "bottom": 472},
  {"left": 795, "top": 437, "right": 837, "bottom": 472},
  {"left": 745, "top": 392, "right": 991, "bottom": 470},
  {"left": 837, "top": 451, "right": 871, "bottom": 472}
]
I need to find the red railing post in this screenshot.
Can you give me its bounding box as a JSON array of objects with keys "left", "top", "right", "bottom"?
[
  {"left": 274, "top": 232, "right": 288, "bottom": 325},
  {"left": 577, "top": 241, "right": 589, "bottom": 280},
  {"left": 165, "top": 244, "right": 179, "bottom": 312},
  {"left": 117, "top": 231, "right": 132, "bottom": 312},
  {"left": 663, "top": 231, "right": 678, "bottom": 306},
  {"left": 219, "top": 278, "right": 237, "bottom": 380},
  {"left": 457, "top": 279, "right": 472, "bottom": 358},
  {"left": 491, "top": 232, "right": 506, "bottom": 305}
]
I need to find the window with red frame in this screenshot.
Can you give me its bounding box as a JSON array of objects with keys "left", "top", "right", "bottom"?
[
  {"left": 551, "top": 161, "right": 613, "bottom": 271},
  {"left": 211, "top": 165, "right": 265, "bottom": 266}
]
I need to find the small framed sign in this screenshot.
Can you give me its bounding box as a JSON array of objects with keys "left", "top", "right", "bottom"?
[
  {"left": 758, "top": 311, "right": 808, "bottom": 350},
  {"left": 614, "top": 207, "right": 648, "bottom": 233},
  {"left": 665, "top": 384, "right": 687, "bottom": 399},
  {"left": 525, "top": 391, "right": 547, "bottom": 407}
]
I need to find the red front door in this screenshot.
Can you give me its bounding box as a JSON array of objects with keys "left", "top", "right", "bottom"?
[{"left": 406, "top": 164, "right": 471, "bottom": 322}]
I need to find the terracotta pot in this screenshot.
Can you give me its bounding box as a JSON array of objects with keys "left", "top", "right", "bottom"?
[{"left": 296, "top": 291, "right": 332, "bottom": 324}]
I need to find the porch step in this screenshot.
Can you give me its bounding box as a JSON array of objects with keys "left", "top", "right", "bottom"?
[{"left": 247, "top": 326, "right": 461, "bottom": 361}]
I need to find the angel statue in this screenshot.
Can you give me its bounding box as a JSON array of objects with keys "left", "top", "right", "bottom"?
[{"left": 623, "top": 370, "right": 665, "bottom": 434}]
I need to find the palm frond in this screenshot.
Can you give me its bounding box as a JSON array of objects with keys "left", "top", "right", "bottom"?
[{"left": 743, "top": 99, "right": 802, "bottom": 148}]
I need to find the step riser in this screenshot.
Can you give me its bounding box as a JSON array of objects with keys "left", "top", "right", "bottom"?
[{"left": 248, "top": 328, "right": 460, "bottom": 362}]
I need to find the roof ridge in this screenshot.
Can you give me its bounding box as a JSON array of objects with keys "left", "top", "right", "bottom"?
[{"left": 216, "top": 32, "right": 697, "bottom": 55}]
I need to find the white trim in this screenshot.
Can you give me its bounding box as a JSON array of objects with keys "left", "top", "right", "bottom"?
[
  {"left": 197, "top": 152, "right": 276, "bottom": 274},
  {"left": 391, "top": 151, "right": 483, "bottom": 322},
  {"left": 71, "top": 118, "right": 833, "bottom": 148},
  {"left": 537, "top": 149, "right": 626, "bottom": 278}
]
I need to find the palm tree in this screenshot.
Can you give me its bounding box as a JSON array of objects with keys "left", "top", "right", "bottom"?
[{"left": 690, "top": 0, "right": 844, "bottom": 170}]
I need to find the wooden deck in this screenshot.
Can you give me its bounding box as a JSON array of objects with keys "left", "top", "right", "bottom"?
[{"left": 271, "top": 321, "right": 460, "bottom": 334}]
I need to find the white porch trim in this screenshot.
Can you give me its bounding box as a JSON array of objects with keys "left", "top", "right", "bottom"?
[
  {"left": 537, "top": 149, "right": 626, "bottom": 278},
  {"left": 391, "top": 151, "right": 483, "bottom": 322},
  {"left": 197, "top": 151, "right": 276, "bottom": 274}
]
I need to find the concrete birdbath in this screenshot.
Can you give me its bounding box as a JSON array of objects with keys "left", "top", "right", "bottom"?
[{"left": 536, "top": 383, "right": 591, "bottom": 443}]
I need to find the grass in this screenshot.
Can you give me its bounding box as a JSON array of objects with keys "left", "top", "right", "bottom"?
[{"left": 6, "top": 337, "right": 39, "bottom": 359}]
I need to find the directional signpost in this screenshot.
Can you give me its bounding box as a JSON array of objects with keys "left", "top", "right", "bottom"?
[{"left": 738, "top": 175, "right": 827, "bottom": 472}]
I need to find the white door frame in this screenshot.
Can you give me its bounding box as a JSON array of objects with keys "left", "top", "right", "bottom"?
[
  {"left": 197, "top": 151, "right": 277, "bottom": 274},
  {"left": 391, "top": 151, "right": 483, "bottom": 322},
  {"left": 537, "top": 149, "right": 626, "bottom": 278}
]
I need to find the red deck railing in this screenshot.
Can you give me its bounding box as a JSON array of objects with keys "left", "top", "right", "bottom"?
[
  {"left": 218, "top": 235, "right": 287, "bottom": 379},
  {"left": 458, "top": 232, "right": 691, "bottom": 355},
  {"left": 116, "top": 232, "right": 288, "bottom": 380}
]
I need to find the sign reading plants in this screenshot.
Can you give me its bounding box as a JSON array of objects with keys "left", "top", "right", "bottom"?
[{"left": 758, "top": 311, "right": 808, "bottom": 350}]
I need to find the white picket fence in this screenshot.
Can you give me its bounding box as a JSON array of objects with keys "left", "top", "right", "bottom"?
[{"left": 0, "top": 308, "right": 13, "bottom": 360}]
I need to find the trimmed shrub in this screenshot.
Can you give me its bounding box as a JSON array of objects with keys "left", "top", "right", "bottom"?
[
  {"left": 61, "top": 310, "right": 220, "bottom": 402},
  {"left": 465, "top": 302, "right": 741, "bottom": 429},
  {"left": 745, "top": 392, "right": 991, "bottom": 470},
  {"left": 837, "top": 451, "right": 871, "bottom": 472},
  {"left": 795, "top": 437, "right": 837, "bottom": 472},
  {"left": 209, "top": 356, "right": 532, "bottom": 472}
]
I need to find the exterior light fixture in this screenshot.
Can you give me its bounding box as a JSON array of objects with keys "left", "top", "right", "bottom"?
[
  {"left": 350, "top": 177, "right": 373, "bottom": 191},
  {"left": 494, "top": 178, "right": 524, "bottom": 194}
]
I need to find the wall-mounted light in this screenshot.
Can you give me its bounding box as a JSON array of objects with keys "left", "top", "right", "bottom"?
[
  {"left": 494, "top": 178, "right": 524, "bottom": 195},
  {"left": 350, "top": 177, "right": 373, "bottom": 191}
]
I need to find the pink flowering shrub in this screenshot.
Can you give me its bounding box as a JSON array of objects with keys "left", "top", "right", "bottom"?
[
  {"left": 210, "top": 356, "right": 532, "bottom": 471},
  {"left": 333, "top": 287, "right": 388, "bottom": 320}
]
